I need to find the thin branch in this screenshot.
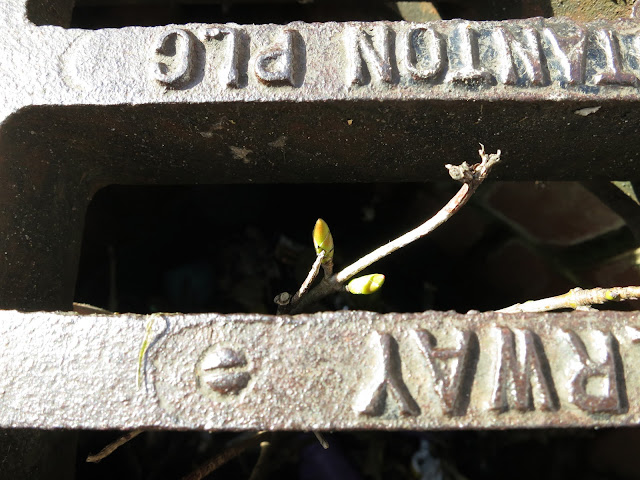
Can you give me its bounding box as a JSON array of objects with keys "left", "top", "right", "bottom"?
[
  {"left": 248, "top": 440, "right": 272, "bottom": 480},
  {"left": 294, "top": 251, "right": 325, "bottom": 302},
  {"left": 284, "top": 146, "right": 501, "bottom": 314},
  {"left": 313, "top": 431, "right": 329, "bottom": 449},
  {"left": 321, "top": 257, "right": 334, "bottom": 278},
  {"left": 498, "top": 286, "right": 640, "bottom": 313},
  {"left": 277, "top": 252, "right": 326, "bottom": 313},
  {"left": 336, "top": 183, "right": 470, "bottom": 283},
  {"left": 181, "top": 432, "right": 269, "bottom": 480},
  {"left": 72, "top": 302, "right": 112, "bottom": 314},
  {"left": 86, "top": 429, "right": 144, "bottom": 463},
  {"left": 337, "top": 146, "right": 500, "bottom": 284},
  {"left": 285, "top": 277, "right": 341, "bottom": 314}
]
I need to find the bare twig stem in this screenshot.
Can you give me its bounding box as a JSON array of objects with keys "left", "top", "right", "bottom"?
[
  {"left": 313, "top": 431, "right": 329, "bottom": 449},
  {"left": 336, "top": 146, "right": 500, "bottom": 283},
  {"left": 248, "top": 441, "right": 272, "bottom": 480},
  {"left": 335, "top": 182, "right": 472, "bottom": 283},
  {"left": 283, "top": 146, "right": 500, "bottom": 314},
  {"left": 286, "top": 278, "right": 341, "bottom": 314},
  {"left": 277, "top": 253, "right": 325, "bottom": 313},
  {"left": 293, "top": 251, "right": 325, "bottom": 303},
  {"left": 86, "top": 429, "right": 144, "bottom": 463},
  {"left": 72, "top": 302, "right": 112, "bottom": 314},
  {"left": 181, "top": 432, "right": 269, "bottom": 480},
  {"left": 498, "top": 286, "right": 640, "bottom": 313},
  {"left": 321, "top": 259, "right": 334, "bottom": 278}
]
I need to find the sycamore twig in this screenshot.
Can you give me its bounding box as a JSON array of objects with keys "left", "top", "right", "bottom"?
[
  {"left": 181, "top": 432, "right": 269, "bottom": 480},
  {"left": 86, "top": 429, "right": 144, "bottom": 463},
  {"left": 248, "top": 440, "right": 272, "bottom": 480},
  {"left": 275, "top": 252, "right": 325, "bottom": 312},
  {"left": 294, "top": 251, "right": 325, "bottom": 303},
  {"left": 335, "top": 146, "right": 500, "bottom": 284},
  {"left": 498, "top": 286, "right": 640, "bottom": 313},
  {"left": 280, "top": 145, "right": 501, "bottom": 314},
  {"left": 314, "top": 431, "right": 329, "bottom": 449}
]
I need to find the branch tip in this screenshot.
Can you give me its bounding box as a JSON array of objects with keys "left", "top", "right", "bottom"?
[
  {"left": 287, "top": 144, "right": 502, "bottom": 313},
  {"left": 447, "top": 146, "right": 501, "bottom": 183},
  {"left": 274, "top": 292, "right": 291, "bottom": 306},
  {"left": 313, "top": 219, "right": 334, "bottom": 264}
]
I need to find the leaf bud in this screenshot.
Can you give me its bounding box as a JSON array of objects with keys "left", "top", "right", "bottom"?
[
  {"left": 346, "top": 274, "right": 385, "bottom": 295},
  {"left": 313, "top": 218, "right": 334, "bottom": 264}
]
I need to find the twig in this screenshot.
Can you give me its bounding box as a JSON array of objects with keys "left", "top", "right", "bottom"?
[
  {"left": 72, "top": 303, "right": 112, "bottom": 314},
  {"left": 276, "top": 252, "right": 325, "bottom": 313},
  {"left": 248, "top": 440, "right": 272, "bottom": 480},
  {"left": 321, "top": 258, "right": 334, "bottom": 278},
  {"left": 86, "top": 429, "right": 144, "bottom": 463},
  {"left": 181, "top": 432, "right": 268, "bottom": 480},
  {"left": 294, "top": 251, "right": 325, "bottom": 302},
  {"left": 335, "top": 147, "right": 499, "bottom": 283},
  {"left": 498, "top": 286, "right": 640, "bottom": 313},
  {"left": 313, "top": 431, "right": 329, "bottom": 449},
  {"left": 283, "top": 145, "right": 501, "bottom": 314}
]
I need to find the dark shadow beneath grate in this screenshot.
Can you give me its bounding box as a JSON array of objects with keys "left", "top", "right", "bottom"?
[
  {"left": 74, "top": 183, "right": 517, "bottom": 315},
  {"left": 70, "top": 2, "right": 403, "bottom": 29}
]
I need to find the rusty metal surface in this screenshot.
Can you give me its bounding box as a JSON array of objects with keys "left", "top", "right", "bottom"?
[
  {"left": 3, "top": 0, "right": 640, "bottom": 311},
  {"left": 1, "top": 309, "right": 640, "bottom": 430},
  {"left": 440, "top": 0, "right": 635, "bottom": 22},
  {"left": 1, "top": 1, "right": 639, "bottom": 477},
  {"left": 550, "top": 0, "right": 636, "bottom": 23}
]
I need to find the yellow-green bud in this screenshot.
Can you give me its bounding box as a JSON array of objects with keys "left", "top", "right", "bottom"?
[
  {"left": 313, "top": 218, "right": 334, "bottom": 263},
  {"left": 346, "top": 274, "right": 385, "bottom": 295}
]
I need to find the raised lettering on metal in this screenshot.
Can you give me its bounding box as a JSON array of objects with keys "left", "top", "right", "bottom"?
[
  {"left": 412, "top": 329, "right": 477, "bottom": 416},
  {"left": 542, "top": 25, "right": 587, "bottom": 85},
  {"left": 402, "top": 26, "right": 446, "bottom": 82},
  {"left": 204, "top": 27, "right": 245, "bottom": 88},
  {"left": 254, "top": 29, "right": 302, "bottom": 86},
  {"left": 354, "top": 332, "right": 421, "bottom": 417},
  {"left": 146, "top": 21, "right": 640, "bottom": 92},
  {"left": 490, "top": 328, "right": 558, "bottom": 412},
  {"left": 346, "top": 25, "right": 394, "bottom": 85},
  {"left": 445, "top": 22, "right": 494, "bottom": 85},
  {"left": 494, "top": 27, "right": 548, "bottom": 86},
  {"left": 153, "top": 28, "right": 196, "bottom": 87},
  {"left": 3, "top": 311, "right": 640, "bottom": 429},
  {"left": 593, "top": 29, "right": 638, "bottom": 86},
  {"left": 564, "top": 330, "right": 627, "bottom": 413}
]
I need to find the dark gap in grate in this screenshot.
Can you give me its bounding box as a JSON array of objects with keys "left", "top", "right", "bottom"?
[
  {"left": 27, "top": 0, "right": 542, "bottom": 28},
  {"left": 75, "top": 183, "right": 522, "bottom": 315},
  {"left": 70, "top": 4, "right": 404, "bottom": 29}
]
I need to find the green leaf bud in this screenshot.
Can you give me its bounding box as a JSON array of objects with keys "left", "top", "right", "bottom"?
[
  {"left": 313, "top": 218, "right": 334, "bottom": 263},
  {"left": 346, "top": 274, "right": 385, "bottom": 295}
]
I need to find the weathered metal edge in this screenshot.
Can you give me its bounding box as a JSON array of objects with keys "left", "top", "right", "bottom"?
[
  {"left": 3, "top": 8, "right": 640, "bottom": 122},
  {"left": 1, "top": 309, "right": 640, "bottom": 430}
]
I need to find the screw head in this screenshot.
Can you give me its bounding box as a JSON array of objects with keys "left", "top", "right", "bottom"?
[{"left": 197, "top": 346, "right": 251, "bottom": 396}]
